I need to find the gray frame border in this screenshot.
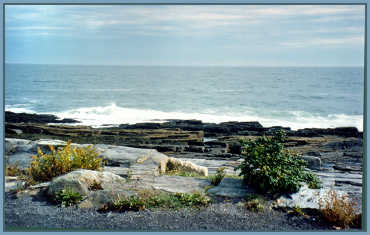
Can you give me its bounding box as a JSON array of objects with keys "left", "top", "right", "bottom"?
[{"left": 1, "top": 1, "right": 368, "bottom": 234}]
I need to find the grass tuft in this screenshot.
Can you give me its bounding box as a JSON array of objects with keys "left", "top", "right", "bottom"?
[
  {"left": 209, "top": 167, "right": 226, "bottom": 186},
  {"left": 99, "top": 190, "right": 212, "bottom": 213},
  {"left": 5, "top": 162, "right": 23, "bottom": 177}
]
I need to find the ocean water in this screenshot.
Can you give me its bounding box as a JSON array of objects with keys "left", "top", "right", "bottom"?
[{"left": 5, "top": 64, "right": 364, "bottom": 131}]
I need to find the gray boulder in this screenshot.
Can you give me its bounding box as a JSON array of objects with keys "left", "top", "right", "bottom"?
[{"left": 46, "top": 169, "right": 126, "bottom": 198}]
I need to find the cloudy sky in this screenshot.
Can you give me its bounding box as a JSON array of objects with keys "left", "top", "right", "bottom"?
[{"left": 5, "top": 5, "right": 365, "bottom": 66}]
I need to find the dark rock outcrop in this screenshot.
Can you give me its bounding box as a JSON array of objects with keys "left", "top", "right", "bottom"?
[
  {"left": 294, "top": 127, "right": 360, "bottom": 138},
  {"left": 5, "top": 111, "right": 79, "bottom": 124}
]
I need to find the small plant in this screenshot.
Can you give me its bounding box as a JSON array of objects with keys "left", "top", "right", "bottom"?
[
  {"left": 5, "top": 162, "right": 23, "bottom": 177},
  {"left": 26, "top": 141, "right": 103, "bottom": 184},
  {"left": 289, "top": 206, "right": 305, "bottom": 217},
  {"left": 101, "top": 190, "right": 212, "bottom": 213},
  {"left": 112, "top": 196, "right": 146, "bottom": 212},
  {"left": 245, "top": 198, "right": 265, "bottom": 212},
  {"left": 319, "top": 189, "right": 359, "bottom": 229},
  {"left": 126, "top": 169, "right": 133, "bottom": 182},
  {"left": 235, "top": 130, "right": 321, "bottom": 194},
  {"left": 209, "top": 167, "right": 226, "bottom": 186},
  {"left": 88, "top": 180, "right": 103, "bottom": 191},
  {"left": 55, "top": 187, "right": 83, "bottom": 207},
  {"left": 172, "top": 192, "right": 212, "bottom": 208}
]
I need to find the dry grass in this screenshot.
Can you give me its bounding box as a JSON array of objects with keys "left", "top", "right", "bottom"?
[
  {"left": 319, "top": 189, "right": 359, "bottom": 229},
  {"left": 5, "top": 162, "right": 23, "bottom": 177}
]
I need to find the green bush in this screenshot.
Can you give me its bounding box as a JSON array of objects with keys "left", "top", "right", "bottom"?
[
  {"left": 26, "top": 141, "right": 104, "bottom": 184},
  {"left": 55, "top": 187, "right": 83, "bottom": 207},
  {"left": 209, "top": 167, "right": 226, "bottom": 186},
  {"left": 235, "top": 130, "right": 321, "bottom": 194}
]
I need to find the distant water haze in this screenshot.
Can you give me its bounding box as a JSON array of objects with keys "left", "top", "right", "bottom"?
[{"left": 5, "top": 64, "right": 364, "bottom": 131}]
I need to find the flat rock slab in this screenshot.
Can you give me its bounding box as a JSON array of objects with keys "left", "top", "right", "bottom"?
[
  {"left": 95, "top": 144, "right": 168, "bottom": 166},
  {"left": 206, "top": 178, "right": 255, "bottom": 198},
  {"left": 151, "top": 175, "right": 211, "bottom": 194}
]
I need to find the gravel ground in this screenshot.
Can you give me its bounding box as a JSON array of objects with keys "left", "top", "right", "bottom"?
[{"left": 3, "top": 192, "right": 347, "bottom": 232}]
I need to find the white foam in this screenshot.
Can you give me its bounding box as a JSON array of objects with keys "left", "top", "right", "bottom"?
[{"left": 51, "top": 103, "right": 363, "bottom": 131}]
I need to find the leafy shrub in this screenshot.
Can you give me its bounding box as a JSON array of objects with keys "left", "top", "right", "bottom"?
[
  {"left": 101, "top": 191, "right": 212, "bottom": 212},
  {"left": 235, "top": 130, "right": 321, "bottom": 194},
  {"left": 209, "top": 167, "right": 226, "bottom": 186},
  {"left": 55, "top": 187, "right": 83, "bottom": 207},
  {"left": 26, "top": 141, "right": 103, "bottom": 184},
  {"left": 319, "top": 189, "right": 359, "bottom": 229}
]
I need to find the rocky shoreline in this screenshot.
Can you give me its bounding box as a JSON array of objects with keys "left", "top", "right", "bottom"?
[{"left": 4, "top": 111, "right": 364, "bottom": 231}]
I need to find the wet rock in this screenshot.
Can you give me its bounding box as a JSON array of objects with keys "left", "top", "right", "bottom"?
[
  {"left": 184, "top": 145, "right": 206, "bottom": 153},
  {"left": 302, "top": 155, "right": 322, "bottom": 170},
  {"left": 305, "top": 151, "right": 322, "bottom": 157},
  {"left": 333, "top": 164, "right": 362, "bottom": 172},
  {"left": 206, "top": 178, "right": 255, "bottom": 198},
  {"left": 335, "top": 180, "right": 362, "bottom": 187},
  {"left": 323, "top": 138, "right": 362, "bottom": 151},
  {"left": 122, "top": 122, "right": 162, "bottom": 129},
  {"left": 344, "top": 152, "right": 363, "bottom": 158}
]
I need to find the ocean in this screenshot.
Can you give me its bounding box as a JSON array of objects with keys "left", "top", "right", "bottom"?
[{"left": 5, "top": 64, "right": 364, "bottom": 131}]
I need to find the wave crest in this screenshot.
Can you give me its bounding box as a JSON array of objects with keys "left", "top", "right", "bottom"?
[{"left": 50, "top": 103, "right": 363, "bottom": 131}]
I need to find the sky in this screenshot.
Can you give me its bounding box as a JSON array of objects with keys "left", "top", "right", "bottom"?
[{"left": 5, "top": 5, "right": 365, "bottom": 66}]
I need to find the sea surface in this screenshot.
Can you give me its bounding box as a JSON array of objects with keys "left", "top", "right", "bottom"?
[{"left": 5, "top": 64, "right": 364, "bottom": 131}]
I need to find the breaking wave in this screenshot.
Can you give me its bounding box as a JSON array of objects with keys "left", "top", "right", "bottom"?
[{"left": 43, "top": 103, "right": 363, "bottom": 131}]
